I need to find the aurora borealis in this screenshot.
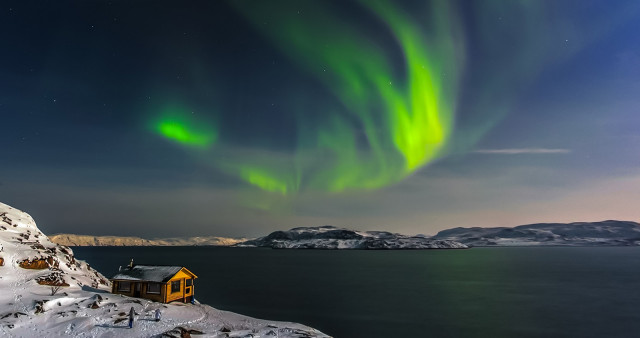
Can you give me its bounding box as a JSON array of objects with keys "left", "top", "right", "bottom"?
[
  {"left": 153, "top": 108, "right": 218, "bottom": 147},
  {"left": 229, "top": 0, "right": 461, "bottom": 193},
  {"left": 2, "top": 0, "right": 640, "bottom": 237},
  {"left": 155, "top": 0, "right": 462, "bottom": 195}
]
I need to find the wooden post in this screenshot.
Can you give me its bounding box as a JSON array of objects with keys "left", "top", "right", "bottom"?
[{"left": 182, "top": 278, "right": 186, "bottom": 303}]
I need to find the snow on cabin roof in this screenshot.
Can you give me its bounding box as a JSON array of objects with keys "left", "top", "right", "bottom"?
[{"left": 111, "top": 265, "right": 187, "bottom": 283}]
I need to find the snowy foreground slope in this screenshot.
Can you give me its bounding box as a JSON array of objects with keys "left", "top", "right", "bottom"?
[
  {"left": 0, "top": 202, "right": 329, "bottom": 337},
  {"left": 433, "top": 220, "right": 640, "bottom": 246},
  {"left": 238, "top": 226, "right": 467, "bottom": 249}
]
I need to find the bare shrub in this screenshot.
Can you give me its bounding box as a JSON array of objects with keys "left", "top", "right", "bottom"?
[{"left": 50, "top": 286, "right": 62, "bottom": 296}]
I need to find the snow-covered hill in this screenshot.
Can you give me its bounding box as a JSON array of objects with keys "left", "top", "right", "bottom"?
[
  {"left": 433, "top": 220, "right": 640, "bottom": 246},
  {"left": 0, "top": 202, "right": 329, "bottom": 337},
  {"left": 0, "top": 202, "right": 110, "bottom": 290},
  {"left": 49, "top": 234, "right": 247, "bottom": 247},
  {"left": 238, "top": 226, "right": 468, "bottom": 249}
]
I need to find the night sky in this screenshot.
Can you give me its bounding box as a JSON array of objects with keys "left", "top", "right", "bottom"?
[{"left": 2, "top": 1, "right": 640, "bottom": 238}]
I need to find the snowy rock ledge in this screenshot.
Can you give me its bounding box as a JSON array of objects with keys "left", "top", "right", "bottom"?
[{"left": 0, "top": 202, "right": 330, "bottom": 337}]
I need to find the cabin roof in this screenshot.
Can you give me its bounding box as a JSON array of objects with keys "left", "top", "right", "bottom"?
[{"left": 111, "top": 265, "right": 196, "bottom": 283}]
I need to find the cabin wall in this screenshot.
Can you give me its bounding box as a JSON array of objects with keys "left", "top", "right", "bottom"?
[
  {"left": 166, "top": 278, "right": 182, "bottom": 302},
  {"left": 141, "top": 282, "right": 164, "bottom": 303},
  {"left": 111, "top": 280, "right": 135, "bottom": 297},
  {"left": 165, "top": 277, "right": 194, "bottom": 303},
  {"left": 111, "top": 280, "right": 165, "bottom": 303},
  {"left": 173, "top": 270, "right": 193, "bottom": 280}
]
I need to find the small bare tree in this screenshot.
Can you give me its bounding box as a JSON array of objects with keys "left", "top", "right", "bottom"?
[{"left": 50, "top": 285, "right": 62, "bottom": 296}]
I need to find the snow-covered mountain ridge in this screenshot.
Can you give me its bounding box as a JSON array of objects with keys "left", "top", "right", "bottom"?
[
  {"left": 432, "top": 220, "right": 640, "bottom": 246},
  {"left": 0, "top": 201, "right": 329, "bottom": 337},
  {"left": 238, "top": 225, "right": 468, "bottom": 249},
  {"left": 49, "top": 234, "right": 247, "bottom": 247}
]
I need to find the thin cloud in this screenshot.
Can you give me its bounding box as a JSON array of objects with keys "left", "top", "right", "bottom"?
[{"left": 474, "top": 148, "right": 571, "bottom": 154}]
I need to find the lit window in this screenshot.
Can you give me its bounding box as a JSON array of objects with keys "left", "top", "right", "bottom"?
[
  {"left": 147, "top": 283, "right": 161, "bottom": 294},
  {"left": 171, "top": 280, "right": 181, "bottom": 293},
  {"left": 117, "top": 281, "right": 131, "bottom": 292}
]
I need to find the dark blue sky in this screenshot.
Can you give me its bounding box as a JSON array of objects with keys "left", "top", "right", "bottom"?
[{"left": 2, "top": 1, "right": 640, "bottom": 237}]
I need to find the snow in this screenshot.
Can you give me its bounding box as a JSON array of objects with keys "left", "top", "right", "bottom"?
[
  {"left": 0, "top": 202, "right": 330, "bottom": 337},
  {"left": 111, "top": 265, "right": 184, "bottom": 283}
]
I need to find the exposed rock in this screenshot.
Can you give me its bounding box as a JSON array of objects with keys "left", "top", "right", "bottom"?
[
  {"left": 36, "top": 272, "right": 70, "bottom": 287},
  {"left": 34, "top": 300, "right": 48, "bottom": 314},
  {"left": 30, "top": 243, "right": 45, "bottom": 250},
  {"left": 87, "top": 294, "right": 102, "bottom": 309},
  {"left": 162, "top": 326, "right": 195, "bottom": 338},
  {"left": 19, "top": 256, "right": 58, "bottom": 269},
  {"left": 56, "top": 310, "right": 77, "bottom": 318}
]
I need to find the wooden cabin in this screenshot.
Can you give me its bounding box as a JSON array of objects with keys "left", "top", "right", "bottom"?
[{"left": 110, "top": 264, "right": 197, "bottom": 304}]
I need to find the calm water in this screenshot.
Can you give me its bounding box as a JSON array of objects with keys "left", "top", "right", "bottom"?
[{"left": 72, "top": 246, "right": 640, "bottom": 338}]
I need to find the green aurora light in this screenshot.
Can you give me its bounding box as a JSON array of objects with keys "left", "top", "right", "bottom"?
[
  {"left": 151, "top": 0, "right": 638, "bottom": 200},
  {"left": 153, "top": 108, "right": 218, "bottom": 148},
  {"left": 143, "top": 0, "right": 640, "bottom": 206},
  {"left": 226, "top": 0, "right": 463, "bottom": 194},
  {"left": 239, "top": 167, "right": 291, "bottom": 196}
]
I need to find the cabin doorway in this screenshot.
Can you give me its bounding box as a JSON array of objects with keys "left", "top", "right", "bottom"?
[{"left": 134, "top": 283, "right": 141, "bottom": 297}]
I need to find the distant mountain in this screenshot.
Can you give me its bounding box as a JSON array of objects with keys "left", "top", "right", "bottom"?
[
  {"left": 237, "top": 225, "right": 468, "bottom": 249},
  {"left": 432, "top": 220, "right": 640, "bottom": 246},
  {"left": 51, "top": 220, "right": 640, "bottom": 249},
  {"left": 49, "top": 234, "right": 248, "bottom": 247}
]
